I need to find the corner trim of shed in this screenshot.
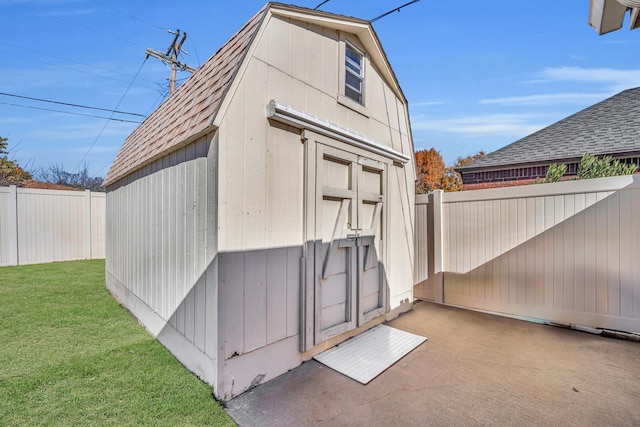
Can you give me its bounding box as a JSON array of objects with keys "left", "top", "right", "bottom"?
[{"left": 267, "top": 100, "right": 410, "bottom": 164}]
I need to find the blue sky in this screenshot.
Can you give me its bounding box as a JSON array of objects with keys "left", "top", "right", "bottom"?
[{"left": 2, "top": 0, "right": 640, "bottom": 177}]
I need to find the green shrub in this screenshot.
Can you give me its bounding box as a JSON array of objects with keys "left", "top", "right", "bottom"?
[
  {"left": 577, "top": 153, "right": 638, "bottom": 180},
  {"left": 540, "top": 153, "right": 637, "bottom": 184},
  {"left": 545, "top": 163, "right": 567, "bottom": 183}
]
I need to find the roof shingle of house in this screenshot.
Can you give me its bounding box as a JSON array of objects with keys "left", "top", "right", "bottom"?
[
  {"left": 460, "top": 87, "right": 640, "bottom": 171},
  {"left": 104, "top": 5, "right": 268, "bottom": 186}
]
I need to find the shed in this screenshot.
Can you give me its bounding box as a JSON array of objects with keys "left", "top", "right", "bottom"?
[{"left": 104, "top": 2, "right": 416, "bottom": 400}]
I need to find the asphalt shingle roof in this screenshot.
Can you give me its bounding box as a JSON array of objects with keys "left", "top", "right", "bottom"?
[
  {"left": 459, "top": 87, "right": 640, "bottom": 171},
  {"left": 104, "top": 5, "right": 268, "bottom": 186},
  {"left": 104, "top": 3, "right": 404, "bottom": 186}
]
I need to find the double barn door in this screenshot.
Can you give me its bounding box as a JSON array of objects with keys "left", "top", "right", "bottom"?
[{"left": 310, "top": 140, "right": 387, "bottom": 345}]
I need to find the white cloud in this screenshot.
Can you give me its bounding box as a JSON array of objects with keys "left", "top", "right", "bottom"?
[
  {"left": 0, "top": 0, "right": 84, "bottom": 5},
  {"left": 0, "top": 116, "right": 32, "bottom": 125},
  {"left": 410, "top": 100, "right": 445, "bottom": 108},
  {"left": 36, "top": 8, "right": 97, "bottom": 17},
  {"left": 28, "top": 122, "right": 136, "bottom": 140},
  {"left": 411, "top": 113, "right": 547, "bottom": 138},
  {"left": 537, "top": 66, "right": 640, "bottom": 92},
  {"left": 68, "top": 145, "right": 119, "bottom": 155},
  {"left": 480, "top": 92, "right": 611, "bottom": 106}
]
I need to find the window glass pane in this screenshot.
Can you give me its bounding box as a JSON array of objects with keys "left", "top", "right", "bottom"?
[
  {"left": 345, "top": 86, "right": 362, "bottom": 103},
  {"left": 346, "top": 60, "right": 360, "bottom": 75},
  {"left": 346, "top": 45, "right": 362, "bottom": 66},
  {"left": 344, "top": 42, "right": 364, "bottom": 105},
  {"left": 346, "top": 72, "right": 362, "bottom": 91}
]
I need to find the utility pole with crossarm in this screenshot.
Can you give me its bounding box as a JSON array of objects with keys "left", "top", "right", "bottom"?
[{"left": 146, "top": 29, "right": 196, "bottom": 95}]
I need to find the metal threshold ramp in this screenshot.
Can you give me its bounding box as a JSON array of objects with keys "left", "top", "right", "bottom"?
[{"left": 313, "top": 325, "right": 427, "bottom": 384}]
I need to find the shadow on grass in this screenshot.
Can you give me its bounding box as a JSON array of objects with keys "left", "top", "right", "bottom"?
[{"left": 0, "top": 260, "right": 234, "bottom": 427}]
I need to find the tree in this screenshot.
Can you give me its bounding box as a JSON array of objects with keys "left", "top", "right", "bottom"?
[
  {"left": 32, "top": 163, "right": 105, "bottom": 192},
  {"left": 441, "top": 151, "right": 485, "bottom": 192},
  {"left": 0, "top": 136, "right": 32, "bottom": 186},
  {"left": 415, "top": 148, "right": 445, "bottom": 194}
]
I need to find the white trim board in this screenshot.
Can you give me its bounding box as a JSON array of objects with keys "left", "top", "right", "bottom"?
[
  {"left": 313, "top": 324, "right": 427, "bottom": 384},
  {"left": 267, "top": 100, "right": 411, "bottom": 164}
]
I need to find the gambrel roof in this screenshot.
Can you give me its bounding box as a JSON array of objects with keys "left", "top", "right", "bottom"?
[
  {"left": 459, "top": 87, "right": 640, "bottom": 172},
  {"left": 105, "top": 2, "right": 405, "bottom": 186},
  {"left": 104, "top": 5, "right": 268, "bottom": 186}
]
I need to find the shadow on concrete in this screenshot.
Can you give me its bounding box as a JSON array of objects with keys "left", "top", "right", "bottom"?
[{"left": 227, "top": 300, "right": 640, "bottom": 426}]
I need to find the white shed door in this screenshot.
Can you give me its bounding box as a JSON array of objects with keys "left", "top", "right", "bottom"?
[{"left": 314, "top": 144, "right": 386, "bottom": 344}]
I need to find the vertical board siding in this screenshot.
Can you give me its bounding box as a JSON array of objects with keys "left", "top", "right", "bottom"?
[
  {"left": 0, "top": 187, "right": 105, "bottom": 266},
  {"left": 413, "top": 199, "right": 429, "bottom": 285},
  {"left": 417, "top": 176, "right": 640, "bottom": 332},
  {"left": 90, "top": 194, "right": 106, "bottom": 258},
  {"left": 105, "top": 137, "right": 213, "bottom": 355},
  {"left": 0, "top": 187, "right": 13, "bottom": 265},
  {"left": 413, "top": 193, "right": 437, "bottom": 301},
  {"left": 216, "top": 15, "right": 415, "bottom": 359}
]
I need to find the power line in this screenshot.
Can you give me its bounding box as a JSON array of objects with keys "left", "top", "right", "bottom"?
[
  {"left": 4, "top": 41, "right": 160, "bottom": 86},
  {"left": 76, "top": 58, "right": 148, "bottom": 170},
  {"left": 0, "top": 47, "right": 158, "bottom": 91},
  {"left": 370, "top": 0, "right": 421, "bottom": 23},
  {"left": 0, "top": 92, "right": 146, "bottom": 118},
  {"left": 314, "top": 1, "right": 330, "bottom": 10},
  {"left": 0, "top": 101, "right": 142, "bottom": 124},
  {"left": 98, "top": 91, "right": 164, "bottom": 176},
  {"left": 87, "top": 0, "right": 167, "bottom": 31},
  {"left": 6, "top": 0, "right": 147, "bottom": 50},
  {"left": 188, "top": 35, "right": 201, "bottom": 67}
]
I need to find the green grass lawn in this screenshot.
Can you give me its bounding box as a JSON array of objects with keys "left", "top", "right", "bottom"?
[{"left": 0, "top": 260, "right": 234, "bottom": 426}]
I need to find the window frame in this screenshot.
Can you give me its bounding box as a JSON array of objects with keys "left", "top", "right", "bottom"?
[
  {"left": 344, "top": 41, "right": 365, "bottom": 105},
  {"left": 337, "top": 36, "right": 368, "bottom": 116}
]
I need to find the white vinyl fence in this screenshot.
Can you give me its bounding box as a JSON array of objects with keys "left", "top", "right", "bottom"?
[
  {"left": 0, "top": 185, "right": 105, "bottom": 266},
  {"left": 415, "top": 175, "right": 640, "bottom": 333}
]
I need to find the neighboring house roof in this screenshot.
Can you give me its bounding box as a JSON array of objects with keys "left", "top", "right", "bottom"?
[
  {"left": 0, "top": 179, "right": 83, "bottom": 191},
  {"left": 459, "top": 87, "right": 640, "bottom": 172},
  {"left": 22, "top": 180, "right": 84, "bottom": 191},
  {"left": 105, "top": 2, "right": 406, "bottom": 187}
]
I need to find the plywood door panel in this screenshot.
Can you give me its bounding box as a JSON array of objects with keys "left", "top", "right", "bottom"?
[
  {"left": 315, "top": 146, "right": 358, "bottom": 343},
  {"left": 357, "top": 158, "right": 385, "bottom": 324},
  {"left": 313, "top": 142, "right": 387, "bottom": 344}
]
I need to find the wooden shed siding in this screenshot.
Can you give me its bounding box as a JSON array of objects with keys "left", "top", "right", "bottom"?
[
  {"left": 106, "top": 135, "right": 216, "bottom": 356},
  {"left": 251, "top": 15, "right": 412, "bottom": 156},
  {"left": 215, "top": 14, "right": 414, "bottom": 359},
  {"left": 217, "top": 113, "right": 304, "bottom": 358},
  {"left": 441, "top": 177, "right": 640, "bottom": 329}
]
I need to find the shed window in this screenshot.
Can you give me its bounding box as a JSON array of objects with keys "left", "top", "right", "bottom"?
[{"left": 345, "top": 43, "right": 364, "bottom": 104}]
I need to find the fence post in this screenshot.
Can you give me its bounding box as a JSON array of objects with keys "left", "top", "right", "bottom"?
[
  {"left": 85, "top": 190, "right": 92, "bottom": 260},
  {"left": 432, "top": 189, "right": 444, "bottom": 303},
  {"left": 9, "top": 185, "right": 19, "bottom": 266}
]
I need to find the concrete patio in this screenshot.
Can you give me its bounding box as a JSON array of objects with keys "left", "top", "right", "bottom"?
[{"left": 227, "top": 301, "right": 640, "bottom": 426}]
